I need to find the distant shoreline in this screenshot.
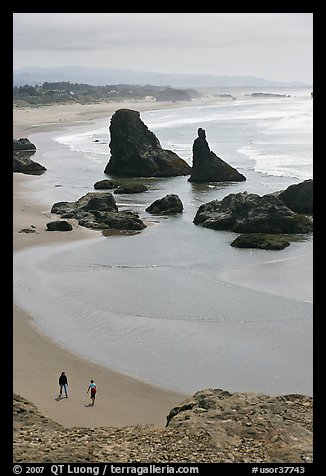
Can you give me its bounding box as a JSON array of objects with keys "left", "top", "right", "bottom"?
[{"left": 13, "top": 96, "right": 224, "bottom": 138}]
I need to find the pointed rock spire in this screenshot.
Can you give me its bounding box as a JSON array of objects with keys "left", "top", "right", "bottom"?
[{"left": 188, "top": 128, "right": 246, "bottom": 183}]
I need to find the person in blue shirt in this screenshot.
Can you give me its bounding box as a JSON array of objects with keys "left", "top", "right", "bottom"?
[{"left": 86, "top": 379, "right": 97, "bottom": 406}]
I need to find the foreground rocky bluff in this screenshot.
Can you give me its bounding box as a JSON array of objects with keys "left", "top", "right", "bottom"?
[
  {"left": 14, "top": 388, "right": 312, "bottom": 463},
  {"left": 104, "top": 109, "right": 191, "bottom": 177}
]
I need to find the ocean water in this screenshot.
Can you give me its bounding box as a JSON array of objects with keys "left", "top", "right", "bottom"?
[{"left": 13, "top": 88, "right": 313, "bottom": 396}]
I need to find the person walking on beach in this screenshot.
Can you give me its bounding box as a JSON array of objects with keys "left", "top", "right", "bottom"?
[
  {"left": 87, "top": 379, "right": 97, "bottom": 406},
  {"left": 58, "top": 372, "right": 68, "bottom": 398}
]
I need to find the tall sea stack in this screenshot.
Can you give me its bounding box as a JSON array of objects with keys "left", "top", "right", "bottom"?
[
  {"left": 188, "top": 128, "right": 246, "bottom": 183},
  {"left": 104, "top": 109, "right": 191, "bottom": 177}
]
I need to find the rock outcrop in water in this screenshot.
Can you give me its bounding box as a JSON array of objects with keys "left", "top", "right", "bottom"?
[
  {"left": 146, "top": 194, "right": 183, "bottom": 214},
  {"left": 51, "top": 191, "right": 146, "bottom": 232},
  {"left": 13, "top": 138, "right": 47, "bottom": 174},
  {"left": 193, "top": 188, "right": 313, "bottom": 236},
  {"left": 230, "top": 233, "right": 291, "bottom": 250},
  {"left": 104, "top": 109, "right": 191, "bottom": 177},
  {"left": 14, "top": 390, "right": 312, "bottom": 463},
  {"left": 188, "top": 128, "right": 246, "bottom": 183},
  {"left": 46, "top": 220, "right": 73, "bottom": 231},
  {"left": 94, "top": 179, "right": 121, "bottom": 190},
  {"left": 13, "top": 151, "right": 47, "bottom": 175},
  {"left": 276, "top": 179, "right": 313, "bottom": 214},
  {"left": 114, "top": 184, "right": 148, "bottom": 194},
  {"left": 13, "top": 138, "right": 36, "bottom": 151},
  {"left": 247, "top": 92, "right": 290, "bottom": 98}
]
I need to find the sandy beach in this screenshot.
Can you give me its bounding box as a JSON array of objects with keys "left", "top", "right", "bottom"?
[
  {"left": 13, "top": 97, "right": 215, "bottom": 138},
  {"left": 13, "top": 99, "right": 191, "bottom": 429},
  {"left": 13, "top": 96, "right": 313, "bottom": 429}
]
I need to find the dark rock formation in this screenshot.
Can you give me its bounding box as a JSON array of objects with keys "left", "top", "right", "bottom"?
[
  {"left": 166, "top": 388, "right": 312, "bottom": 463},
  {"left": 104, "top": 109, "right": 191, "bottom": 177},
  {"left": 46, "top": 220, "right": 73, "bottom": 231},
  {"left": 194, "top": 190, "right": 313, "bottom": 235},
  {"left": 114, "top": 184, "right": 148, "bottom": 194},
  {"left": 51, "top": 191, "right": 146, "bottom": 232},
  {"left": 277, "top": 179, "right": 313, "bottom": 214},
  {"left": 231, "top": 233, "right": 290, "bottom": 250},
  {"left": 78, "top": 210, "right": 146, "bottom": 231},
  {"left": 188, "top": 128, "right": 246, "bottom": 183},
  {"left": 146, "top": 194, "right": 183, "bottom": 214},
  {"left": 13, "top": 137, "right": 41, "bottom": 173},
  {"left": 18, "top": 228, "right": 37, "bottom": 234},
  {"left": 13, "top": 138, "right": 36, "bottom": 151},
  {"left": 51, "top": 192, "right": 118, "bottom": 216},
  {"left": 94, "top": 179, "right": 121, "bottom": 190},
  {"left": 13, "top": 151, "right": 47, "bottom": 175}
]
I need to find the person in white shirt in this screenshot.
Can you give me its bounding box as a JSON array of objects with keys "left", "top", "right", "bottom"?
[{"left": 86, "top": 379, "right": 97, "bottom": 406}]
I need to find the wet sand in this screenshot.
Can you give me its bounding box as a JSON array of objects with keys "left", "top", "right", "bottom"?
[
  {"left": 13, "top": 97, "right": 313, "bottom": 427},
  {"left": 13, "top": 100, "right": 191, "bottom": 428},
  {"left": 218, "top": 250, "right": 313, "bottom": 303}
]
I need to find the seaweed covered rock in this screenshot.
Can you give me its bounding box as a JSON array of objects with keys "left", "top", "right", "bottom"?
[{"left": 230, "top": 233, "right": 290, "bottom": 250}]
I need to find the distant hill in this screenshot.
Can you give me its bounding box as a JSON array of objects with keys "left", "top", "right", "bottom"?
[
  {"left": 13, "top": 66, "right": 310, "bottom": 88},
  {"left": 13, "top": 81, "right": 200, "bottom": 106}
]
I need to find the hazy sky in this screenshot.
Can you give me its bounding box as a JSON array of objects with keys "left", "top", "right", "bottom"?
[{"left": 13, "top": 13, "right": 313, "bottom": 83}]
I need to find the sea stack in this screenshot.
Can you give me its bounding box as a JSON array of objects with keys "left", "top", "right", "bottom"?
[
  {"left": 188, "top": 128, "right": 246, "bottom": 183},
  {"left": 104, "top": 109, "right": 191, "bottom": 177}
]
